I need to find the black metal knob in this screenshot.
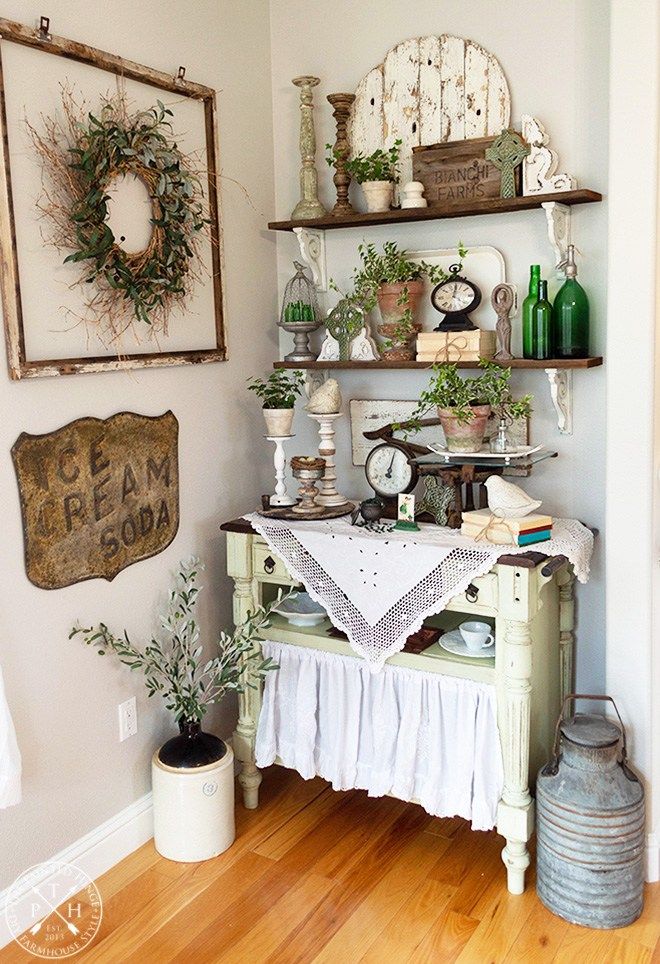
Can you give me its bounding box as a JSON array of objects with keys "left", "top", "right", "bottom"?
[{"left": 263, "top": 555, "right": 276, "bottom": 574}]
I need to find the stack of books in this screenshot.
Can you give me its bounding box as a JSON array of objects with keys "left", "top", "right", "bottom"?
[
  {"left": 416, "top": 329, "right": 495, "bottom": 363},
  {"left": 461, "top": 509, "right": 553, "bottom": 546}
]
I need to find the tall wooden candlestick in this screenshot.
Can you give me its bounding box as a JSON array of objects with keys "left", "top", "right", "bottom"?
[
  {"left": 307, "top": 412, "right": 349, "bottom": 507},
  {"left": 327, "top": 92, "right": 355, "bottom": 215},
  {"left": 266, "top": 435, "right": 296, "bottom": 507},
  {"left": 291, "top": 76, "right": 327, "bottom": 220}
]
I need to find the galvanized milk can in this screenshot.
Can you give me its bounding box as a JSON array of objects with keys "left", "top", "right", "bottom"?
[{"left": 536, "top": 694, "right": 645, "bottom": 928}]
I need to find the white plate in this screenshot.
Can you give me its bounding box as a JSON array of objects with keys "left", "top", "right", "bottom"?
[
  {"left": 427, "top": 443, "right": 543, "bottom": 460},
  {"left": 439, "top": 628, "right": 495, "bottom": 659},
  {"left": 273, "top": 591, "right": 327, "bottom": 627}
]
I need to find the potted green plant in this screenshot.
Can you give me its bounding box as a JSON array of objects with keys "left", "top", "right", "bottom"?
[
  {"left": 349, "top": 242, "right": 460, "bottom": 360},
  {"left": 70, "top": 560, "right": 286, "bottom": 862},
  {"left": 409, "top": 361, "right": 532, "bottom": 452},
  {"left": 247, "top": 369, "right": 305, "bottom": 436},
  {"left": 327, "top": 139, "right": 402, "bottom": 212}
]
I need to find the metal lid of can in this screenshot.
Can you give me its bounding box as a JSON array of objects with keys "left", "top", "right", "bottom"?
[{"left": 560, "top": 712, "right": 621, "bottom": 748}]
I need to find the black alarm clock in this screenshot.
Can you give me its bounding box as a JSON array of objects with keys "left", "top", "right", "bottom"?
[{"left": 430, "top": 264, "right": 481, "bottom": 332}]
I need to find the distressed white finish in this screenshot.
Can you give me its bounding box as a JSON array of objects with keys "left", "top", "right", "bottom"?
[
  {"left": 226, "top": 530, "right": 571, "bottom": 894},
  {"left": 545, "top": 368, "right": 573, "bottom": 435},
  {"left": 543, "top": 200, "right": 572, "bottom": 273},
  {"left": 522, "top": 114, "right": 577, "bottom": 196},
  {"left": 350, "top": 35, "right": 511, "bottom": 187},
  {"left": 293, "top": 226, "right": 327, "bottom": 291}
]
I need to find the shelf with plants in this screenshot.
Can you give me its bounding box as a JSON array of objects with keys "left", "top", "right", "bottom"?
[
  {"left": 273, "top": 358, "right": 603, "bottom": 371},
  {"left": 268, "top": 189, "right": 602, "bottom": 233}
]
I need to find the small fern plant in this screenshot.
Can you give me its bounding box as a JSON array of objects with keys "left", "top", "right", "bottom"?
[{"left": 70, "top": 559, "right": 285, "bottom": 727}]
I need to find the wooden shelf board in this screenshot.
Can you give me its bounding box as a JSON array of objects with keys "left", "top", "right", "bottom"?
[
  {"left": 273, "top": 357, "right": 603, "bottom": 371},
  {"left": 268, "top": 189, "right": 602, "bottom": 232}
]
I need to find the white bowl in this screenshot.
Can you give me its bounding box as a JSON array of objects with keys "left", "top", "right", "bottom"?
[{"left": 273, "top": 591, "right": 327, "bottom": 627}]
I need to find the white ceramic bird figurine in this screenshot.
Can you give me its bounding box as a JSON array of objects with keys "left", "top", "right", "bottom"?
[
  {"left": 305, "top": 378, "right": 342, "bottom": 414},
  {"left": 484, "top": 475, "right": 542, "bottom": 518}
]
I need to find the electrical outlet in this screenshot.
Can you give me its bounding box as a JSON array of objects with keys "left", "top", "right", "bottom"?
[{"left": 118, "top": 697, "right": 138, "bottom": 742}]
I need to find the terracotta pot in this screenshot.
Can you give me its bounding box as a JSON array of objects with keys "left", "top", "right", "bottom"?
[
  {"left": 378, "top": 321, "right": 422, "bottom": 361},
  {"left": 438, "top": 404, "right": 491, "bottom": 453},
  {"left": 376, "top": 280, "right": 425, "bottom": 326},
  {"left": 361, "top": 180, "right": 394, "bottom": 213},
  {"left": 263, "top": 408, "right": 294, "bottom": 437}
]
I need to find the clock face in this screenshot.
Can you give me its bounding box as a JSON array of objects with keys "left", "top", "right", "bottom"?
[
  {"left": 365, "top": 444, "right": 414, "bottom": 498},
  {"left": 432, "top": 278, "right": 477, "bottom": 314}
]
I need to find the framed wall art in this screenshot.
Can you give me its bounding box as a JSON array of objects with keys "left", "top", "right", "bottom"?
[{"left": 0, "top": 17, "right": 226, "bottom": 379}]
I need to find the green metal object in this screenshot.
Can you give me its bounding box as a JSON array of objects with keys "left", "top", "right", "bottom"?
[
  {"left": 486, "top": 129, "right": 530, "bottom": 198},
  {"left": 326, "top": 299, "right": 363, "bottom": 361},
  {"left": 417, "top": 476, "right": 454, "bottom": 526}
]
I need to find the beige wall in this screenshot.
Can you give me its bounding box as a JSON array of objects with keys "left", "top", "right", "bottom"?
[{"left": 0, "top": 0, "right": 277, "bottom": 888}]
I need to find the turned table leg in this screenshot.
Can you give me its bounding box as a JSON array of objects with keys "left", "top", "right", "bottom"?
[
  {"left": 498, "top": 617, "right": 534, "bottom": 895},
  {"left": 558, "top": 568, "right": 576, "bottom": 717}
]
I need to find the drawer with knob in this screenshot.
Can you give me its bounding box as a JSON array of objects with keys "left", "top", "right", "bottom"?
[{"left": 252, "top": 543, "right": 296, "bottom": 583}]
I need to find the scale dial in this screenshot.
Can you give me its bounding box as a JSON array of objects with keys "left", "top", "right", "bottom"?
[{"left": 365, "top": 443, "right": 417, "bottom": 499}]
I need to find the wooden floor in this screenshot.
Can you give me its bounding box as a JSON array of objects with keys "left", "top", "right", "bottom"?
[{"left": 3, "top": 767, "right": 660, "bottom": 962}]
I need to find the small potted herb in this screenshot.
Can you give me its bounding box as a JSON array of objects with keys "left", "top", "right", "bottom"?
[
  {"left": 327, "top": 139, "right": 402, "bottom": 212},
  {"left": 349, "top": 242, "right": 463, "bottom": 360},
  {"left": 70, "top": 560, "right": 287, "bottom": 861},
  {"left": 409, "top": 362, "right": 532, "bottom": 452},
  {"left": 247, "top": 369, "right": 305, "bottom": 437}
]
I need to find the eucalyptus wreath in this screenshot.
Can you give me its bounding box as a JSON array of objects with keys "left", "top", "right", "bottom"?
[{"left": 29, "top": 89, "right": 209, "bottom": 341}]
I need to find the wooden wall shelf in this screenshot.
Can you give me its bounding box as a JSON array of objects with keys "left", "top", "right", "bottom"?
[
  {"left": 268, "top": 189, "right": 602, "bottom": 232},
  {"left": 273, "top": 357, "right": 603, "bottom": 371}
]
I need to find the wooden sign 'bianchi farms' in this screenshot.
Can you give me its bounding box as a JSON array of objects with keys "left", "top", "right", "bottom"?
[{"left": 11, "top": 411, "right": 179, "bottom": 589}]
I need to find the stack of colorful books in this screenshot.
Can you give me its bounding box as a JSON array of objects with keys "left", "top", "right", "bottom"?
[{"left": 461, "top": 509, "right": 553, "bottom": 546}]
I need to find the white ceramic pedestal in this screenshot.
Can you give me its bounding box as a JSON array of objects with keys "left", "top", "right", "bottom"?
[
  {"left": 267, "top": 435, "right": 296, "bottom": 507},
  {"left": 307, "top": 413, "right": 349, "bottom": 507},
  {"left": 151, "top": 744, "right": 235, "bottom": 862}
]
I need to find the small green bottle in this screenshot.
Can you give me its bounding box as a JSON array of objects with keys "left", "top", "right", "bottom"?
[
  {"left": 553, "top": 244, "right": 589, "bottom": 358},
  {"left": 522, "top": 264, "right": 541, "bottom": 359},
  {"left": 531, "top": 280, "right": 553, "bottom": 360}
]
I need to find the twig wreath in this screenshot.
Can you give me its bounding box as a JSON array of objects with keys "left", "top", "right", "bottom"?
[{"left": 28, "top": 88, "right": 209, "bottom": 342}]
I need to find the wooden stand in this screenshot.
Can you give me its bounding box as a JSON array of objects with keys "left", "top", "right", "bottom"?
[
  {"left": 266, "top": 435, "right": 296, "bottom": 507},
  {"left": 327, "top": 92, "right": 355, "bottom": 215},
  {"left": 307, "top": 412, "right": 350, "bottom": 507}
]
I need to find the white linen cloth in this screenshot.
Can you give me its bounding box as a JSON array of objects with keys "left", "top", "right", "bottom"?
[
  {"left": 246, "top": 513, "right": 593, "bottom": 669},
  {"left": 255, "top": 640, "right": 503, "bottom": 830},
  {"left": 0, "top": 664, "right": 21, "bottom": 808}
]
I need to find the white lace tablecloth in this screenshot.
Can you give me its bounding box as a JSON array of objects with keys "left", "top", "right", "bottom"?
[
  {"left": 245, "top": 512, "right": 593, "bottom": 670},
  {"left": 255, "top": 639, "right": 503, "bottom": 830}
]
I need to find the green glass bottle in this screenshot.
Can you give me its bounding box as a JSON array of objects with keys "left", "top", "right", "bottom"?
[
  {"left": 553, "top": 244, "right": 589, "bottom": 358},
  {"left": 531, "top": 279, "right": 553, "bottom": 360},
  {"left": 522, "top": 264, "right": 541, "bottom": 359}
]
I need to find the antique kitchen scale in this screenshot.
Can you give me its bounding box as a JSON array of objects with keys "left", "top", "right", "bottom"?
[{"left": 363, "top": 419, "right": 556, "bottom": 527}]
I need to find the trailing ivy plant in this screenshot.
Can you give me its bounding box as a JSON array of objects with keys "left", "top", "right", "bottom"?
[
  {"left": 328, "top": 139, "right": 403, "bottom": 183},
  {"left": 70, "top": 559, "right": 285, "bottom": 726},
  {"left": 247, "top": 369, "right": 305, "bottom": 408},
  {"left": 29, "top": 90, "right": 209, "bottom": 339},
  {"left": 406, "top": 361, "right": 533, "bottom": 429}
]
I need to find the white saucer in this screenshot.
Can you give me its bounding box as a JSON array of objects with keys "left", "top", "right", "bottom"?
[{"left": 439, "top": 628, "right": 495, "bottom": 659}]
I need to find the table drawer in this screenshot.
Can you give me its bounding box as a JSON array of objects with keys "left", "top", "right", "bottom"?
[
  {"left": 446, "top": 573, "right": 498, "bottom": 612},
  {"left": 252, "top": 543, "right": 293, "bottom": 582}
]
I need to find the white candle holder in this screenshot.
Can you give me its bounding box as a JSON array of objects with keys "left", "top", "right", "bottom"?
[
  {"left": 266, "top": 435, "right": 296, "bottom": 507},
  {"left": 307, "top": 413, "right": 349, "bottom": 507}
]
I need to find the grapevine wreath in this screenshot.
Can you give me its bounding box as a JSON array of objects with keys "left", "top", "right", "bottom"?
[{"left": 30, "top": 90, "right": 208, "bottom": 342}]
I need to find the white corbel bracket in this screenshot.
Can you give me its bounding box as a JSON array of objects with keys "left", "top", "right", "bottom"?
[
  {"left": 545, "top": 368, "right": 573, "bottom": 435},
  {"left": 542, "top": 201, "right": 571, "bottom": 277},
  {"left": 293, "top": 227, "right": 327, "bottom": 291}
]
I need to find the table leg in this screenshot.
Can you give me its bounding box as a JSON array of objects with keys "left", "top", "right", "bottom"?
[
  {"left": 497, "top": 617, "right": 534, "bottom": 894},
  {"left": 558, "top": 568, "right": 576, "bottom": 717},
  {"left": 230, "top": 567, "right": 263, "bottom": 809}
]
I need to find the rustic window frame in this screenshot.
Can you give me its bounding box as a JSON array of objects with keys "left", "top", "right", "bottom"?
[{"left": 0, "top": 17, "right": 226, "bottom": 379}]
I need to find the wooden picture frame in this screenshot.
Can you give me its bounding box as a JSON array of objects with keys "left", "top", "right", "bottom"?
[{"left": 0, "top": 17, "right": 225, "bottom": 379}]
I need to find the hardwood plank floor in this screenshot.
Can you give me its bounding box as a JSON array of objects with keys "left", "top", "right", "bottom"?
[{"left": 2, "top": 767, "right": 658, "bottom": 963}]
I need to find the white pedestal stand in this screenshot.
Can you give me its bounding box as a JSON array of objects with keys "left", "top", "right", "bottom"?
[
  {"left": 307, "top": 413, "right": 349, "bottom": 507},
  {"left": 267, "top": 435, "right": 296, "bottom": 507}
]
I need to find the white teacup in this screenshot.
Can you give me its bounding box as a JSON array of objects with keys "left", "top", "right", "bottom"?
[{"left": 459, "top": 620, "right": 495, "bottom": 653}]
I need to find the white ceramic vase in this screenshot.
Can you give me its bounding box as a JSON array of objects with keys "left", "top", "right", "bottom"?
[
  {"left": 361, "top": 180, "right": 393, "bottom": 213},
  {"left": 263, "top": 408, "right": 294, "bottom": 437},
  {"left": 152, "top": 743, "right": 235, "bottom": 862}
]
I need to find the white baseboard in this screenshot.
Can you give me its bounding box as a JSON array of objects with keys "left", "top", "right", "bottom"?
[
  {"left": 0, "top": 792, "right": 153, "bottom": 950},
  {"left": 646, "top": 832, "right": 660, "bottom": 882}
]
